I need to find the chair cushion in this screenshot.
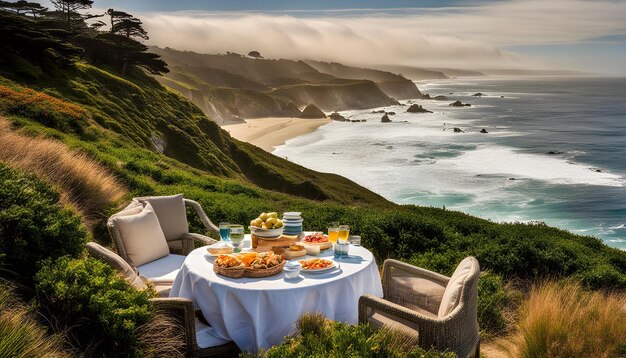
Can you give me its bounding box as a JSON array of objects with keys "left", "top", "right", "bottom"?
[
  {"left": 137, "top": 254, "right": 186, "bottom": 284},
  {"left": 195, "top": 319, "right": 233, "bottom": 348},
  {"left": 438, "top": 257, "right": 475, "bottom": 318},
  {"left": 388, "top": 276, "right": 446, "bottom": 315},
  {"left": 136, "top": 194, "right": 188, "bottom": 241},
  {"left": 114, "top": 203, "right": 170, "bottom": 267},
  {"left": 86, "top": 242, "right": 147, "bottom": 290},
  {"left": 367, "top": 312, "right": 420, "bottom": 340}
]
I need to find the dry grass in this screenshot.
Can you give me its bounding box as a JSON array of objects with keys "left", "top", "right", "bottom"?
[
  {"left": 0, "top": 117, "right": 126, "bottom": 224},
  {"left": 0, "top": 280, "right": 71, "bottom": 358},
  {"left": 500, "top": 281, "right": 626, "bottom": 358},
  {"left": 135, "top": 310, "right": 186, "bottom": 358}
]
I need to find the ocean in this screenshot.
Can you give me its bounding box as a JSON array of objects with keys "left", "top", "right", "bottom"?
[{"left": 273, "top": 77, "right": 626, "bottom": 250}]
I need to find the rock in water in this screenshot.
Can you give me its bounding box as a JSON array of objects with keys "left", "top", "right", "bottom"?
[
  {"left": 381, "top": 114, "right": 392, "bottom": 123},
  {"left": 480, "top": 128, "right": 488, "bottom": 133},
  {"left": 329, "top": 112, "right": 347, "bottom": 121},
  {"left": 407, "top": 104, "right": 433, "bottom": 113},
  {"left": 472, "top": 93, "right": 484, "bottom": 97},
  {"left": 433, "top": 95, "right": 449, "bottom": 100},
  {"left": 453, "top": 127, "right": 464, "bottom": 133},
  {"left": 371, "top": 109, "right": 386, "bottom": 114},
  {"left": 449, "top": 100, "right": 471, "bottom": 107},
  {"left": 300, "top": 103, "right": 326, "bottom": 118},
  {"left": 386, "top": 111, "right": 396, "bottom": 115},
  {"left": 421, "top": 94, "right": 432, "bottom": 99}
]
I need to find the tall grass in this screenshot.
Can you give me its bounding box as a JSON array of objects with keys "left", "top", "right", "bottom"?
[
  {"left": 505, "top": 281, "right": 626, "bottom": 357},
  {"left": 0, "top": 280, "right": 70, "bottom": 358},
  {"left": 0, "top": 117, "right": 126, "bottom": 224}
]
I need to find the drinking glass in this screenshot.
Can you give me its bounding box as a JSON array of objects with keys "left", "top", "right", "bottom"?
[
  {"left": 338, "top": 225, "right": 350, "bottom": 243},
  {"left": 327, "top": 222, "right": 339, "bottom": 243},
  {"left": 229, "top": 224, "right": 245, "bottom": 253},
  {"left": 219, "top": 222, "right": 231, "bottom": 243},
  {"left": 348, "top": 235, "right": 361, "bottom": 246}
]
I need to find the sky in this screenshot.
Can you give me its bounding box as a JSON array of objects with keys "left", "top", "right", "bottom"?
[{"left": 45, "top": 0, "right": 626, "bottom": 75}]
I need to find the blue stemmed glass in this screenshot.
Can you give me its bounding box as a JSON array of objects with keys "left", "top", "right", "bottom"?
[{"left": 219, "top": 222, "right": 230, "bottom": 243}]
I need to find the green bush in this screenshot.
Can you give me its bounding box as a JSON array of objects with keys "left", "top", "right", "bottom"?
[
  {"left": 35, "top": 256, "right": 154, "bottom": 356},
  {"left": 245, "top": 313, "right": 456, "bottom": 358},
  {"left": 0, "top": 162, "right": 88, "bottom": 283},
  {"left": 476, "top": 272, "right": 513, "bottom": 336}
]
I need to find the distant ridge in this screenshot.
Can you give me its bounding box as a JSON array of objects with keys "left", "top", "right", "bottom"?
[{"left": 150, "top": 47, "right": 418, "bottom": 122}]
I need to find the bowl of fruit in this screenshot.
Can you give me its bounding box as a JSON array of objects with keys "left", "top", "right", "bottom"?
[{"left": 249, "top": 212, "right": 284, "bottom": 238}]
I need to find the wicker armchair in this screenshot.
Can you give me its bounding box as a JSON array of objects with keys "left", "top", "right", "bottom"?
[
  {"left": 107, "top": 195, "right": 219, "bottom": 291},
  {"left": 359, "top": 258, "right": 480, "bottom": 358},
  {"left": 151, "top": 298, "right": 240, "bottom": 357}
]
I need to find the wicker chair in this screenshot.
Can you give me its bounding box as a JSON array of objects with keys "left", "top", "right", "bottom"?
[
  {"left": 107, "top": 194, "right": 219, "bottom": 291},
  {"left": 85, "top": 242, "right": 239, "bottom": 357},
  {"left": 358, "top": 258, "right": 480, "bottom": 358}
]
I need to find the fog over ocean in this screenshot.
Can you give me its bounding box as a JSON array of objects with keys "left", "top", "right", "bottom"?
[{"left": 274, "top": 77, "right": 626, "bottom": 250}]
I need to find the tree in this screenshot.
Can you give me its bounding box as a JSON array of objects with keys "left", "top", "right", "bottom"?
[
  {"left": 0, "top": 0, "right": 47, "bottom": 18},
  {"left": 248, "top": 50, "right": 263, "bottom": 59},
  {"left": 107, "top": 8, "right": 148, "bottom": 40},
  {"left": 49, "top": 0, "right": 93, "bottom": 26}
]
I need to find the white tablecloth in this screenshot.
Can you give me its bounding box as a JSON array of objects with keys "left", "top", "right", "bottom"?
[{"left": 169, "top": 236, "right": 383, "bottom": 353}]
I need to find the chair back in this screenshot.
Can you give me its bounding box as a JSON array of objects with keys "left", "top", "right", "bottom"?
[
  {"left": 133, "top": 194, "right": 189, "bottom": 241},
  {"left": 86, "top": 242, "right": 148, "bottom": 290}
]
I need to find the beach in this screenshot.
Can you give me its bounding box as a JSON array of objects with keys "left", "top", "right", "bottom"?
[{"left": 222, "top": 117, "right": 331, "bottom": 152}]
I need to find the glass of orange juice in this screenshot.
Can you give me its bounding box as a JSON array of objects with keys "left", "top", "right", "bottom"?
[
  {"left": 328, "top": 222, "right": 339, "bottom": 243},
  {"left": 338, "top": 225, "right": 350, "bottom": 243}
]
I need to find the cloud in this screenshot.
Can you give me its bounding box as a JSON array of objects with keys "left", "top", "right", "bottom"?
[{"left": 138, "top": 0, "right": 626, "bottom": 70}]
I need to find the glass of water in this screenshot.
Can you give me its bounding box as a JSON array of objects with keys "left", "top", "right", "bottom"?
[
  {"left": 219, "top": 222, "right": 230, "bottom": 243},
  {"left": 229, "top": 224, "right": 245, "bottom": 253}
]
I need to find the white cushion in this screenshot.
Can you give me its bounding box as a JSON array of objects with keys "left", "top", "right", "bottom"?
[
  {"left": 195, "top": 319, "right": 232, "bottom": 348},
  {"left": 136, "top": 194, "right": 189, "bottom": 241},
  {"left": 114, "top": 203, "right": 170, "bottom": 267},
  {"left": 137, "top": 254, "right": 186, "bottom": 284},
  {"left": 438, "top": 257, "right": 475, "bottom": 318}
]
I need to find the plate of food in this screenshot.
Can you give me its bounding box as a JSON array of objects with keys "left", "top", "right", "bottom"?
[
  {"left": 206, "top": 242, "right": 234, "bottom": 256},
  {"left": 302, "top": 232, "right": 333, "bottom": 250},
  {"left": 213, "top": 251, "right": 285, "bottom": 278},
  {"left": 298, "top": 258, "right": 338, "bottom": 274}
]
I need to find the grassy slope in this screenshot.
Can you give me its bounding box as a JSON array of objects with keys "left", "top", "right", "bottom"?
[{"left": 0, "top": 63, "right": 387, "bottom": 205}]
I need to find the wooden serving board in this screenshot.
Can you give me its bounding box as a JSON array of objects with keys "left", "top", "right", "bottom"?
[{"left": 252, "top": 234, "right": 296, "bottom": 252}]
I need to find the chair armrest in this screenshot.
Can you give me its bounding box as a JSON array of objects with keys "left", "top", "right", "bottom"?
[
  {"left": 184, "top": 199, "right": 219, "bottom": 236},
  {"left": 150, "top": 297, "right": 198, "bottom": 354},
  {"left": 181, "top": 232, "right": 218, "bottom": 246}
]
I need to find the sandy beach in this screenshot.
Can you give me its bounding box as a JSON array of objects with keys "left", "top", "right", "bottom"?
[{"left": 222, "top": 117, "right": 331, "bottom": 152}]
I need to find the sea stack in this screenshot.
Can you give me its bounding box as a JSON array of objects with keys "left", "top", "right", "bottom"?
[
  {"left": 329, "top": 112, "right": 347, "bottom": 121},
  {"left": 299, "top": 103, "right": 326, "bottom": 118},
  {"left": 407, "top": 104, "right": 433, "bottom": 113},
  {"left": 450, "top": 100, "right": 471, "bottom": 107},
  {"left": 480, "top": 128, "right": 488, "bottom": 133},
  {"left": 281, "top": 101, "right": 302, "bottom": 117},
  {"left": 381, "top": 114, "right": 392, "bottom": 123}
]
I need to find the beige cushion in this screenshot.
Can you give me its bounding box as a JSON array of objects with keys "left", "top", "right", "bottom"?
[
  {"left": 136, "top": 194, "right": 189, "bottom": 241},
  {"left": 113, "top": 203, "right": 170, "bottom": 267},
  {"left": 438, "top": 257, "right": 475, "bottom": 317},
  {"left": 110, "top": 202, "right": 143, "bottom": 219},
  {"left": 85, "top": 242, "right": 147, "bottom": 290},
  {"left": 367, "top": 312, "right": 421, "bottom": 340},
  {"left": 388, "top": 276, "right": 446, "bottom": 315}
]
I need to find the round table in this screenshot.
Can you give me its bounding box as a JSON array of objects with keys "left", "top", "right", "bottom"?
[{"left": 169, "top": 236, "right": 383, "bottom": 353}]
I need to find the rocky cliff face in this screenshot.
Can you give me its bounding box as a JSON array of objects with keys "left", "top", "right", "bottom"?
[{"left": 272, "top": 81, "right": 399, "bottom": 111}]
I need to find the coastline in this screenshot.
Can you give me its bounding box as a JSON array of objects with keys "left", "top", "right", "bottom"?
[{"left": 222, "top": 117, "right": 331, "bottom": 152}]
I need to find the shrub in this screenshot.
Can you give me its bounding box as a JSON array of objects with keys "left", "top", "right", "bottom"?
[
  {"left": 506, "top": 281, "right": 626, "bottom": 357},
  {"left": 0, "top": 84, "right": 88, "bottom": 132},
  {"left": 245, "top": 312, "right": 456, "bottom": 358},
  {"left": 476, "top": 272, "right": 515, "bottom": 337},
  {"left": 0, "top": 162, "right": 89, "bottom": 283},
  {"left": 0, "top": 279, "right": 70, "bottom": 358},
  {"left": 0, "top": 118, "right": 127, "bottom": 223},
  {"left": 35, "top": 256, "right": 154, "bottom": 356}
]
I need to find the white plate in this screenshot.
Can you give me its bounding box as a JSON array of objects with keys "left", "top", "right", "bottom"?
[{"left": 299, "top": 260, "right": 339, "bottom": 274}]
